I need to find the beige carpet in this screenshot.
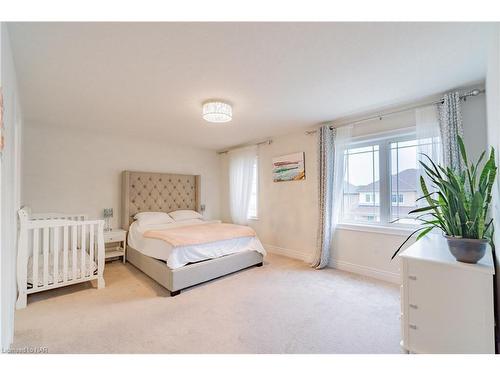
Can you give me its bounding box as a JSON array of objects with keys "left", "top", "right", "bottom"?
[{"left": 13, "top": 254, "right": 402, "bottom": 353}]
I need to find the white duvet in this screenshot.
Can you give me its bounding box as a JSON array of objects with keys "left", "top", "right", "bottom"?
[{"left": 128, "top": 219, "right": 266, "bottom": 269}]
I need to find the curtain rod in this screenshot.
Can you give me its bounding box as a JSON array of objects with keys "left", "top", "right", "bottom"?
[
  {"left": 217, "top": 139, "right": 273, "bottom": 155},
  {"left": 305, "top": 88, "right": 485, "bottom": 135}
]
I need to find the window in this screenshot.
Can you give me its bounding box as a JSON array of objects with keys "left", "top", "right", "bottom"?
[
  {"left": 247, "top": 158, "right": 258, "bottom": 218},
  {"left": 390, "top": 139, "right": 419, "bottom": 225},
  {"left": 342, "top": 144, "right": 380, "bottom": 222},
  {"left": 391, "top": 194, "right": 404, "bottom": 203},
  {"left": 342, "top": 132, "right": 422, "bottom": 227}
]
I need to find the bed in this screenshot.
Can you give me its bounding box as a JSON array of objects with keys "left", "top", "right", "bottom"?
[{"left": 122, "top": 171, "right": 265, "bottom": 296}]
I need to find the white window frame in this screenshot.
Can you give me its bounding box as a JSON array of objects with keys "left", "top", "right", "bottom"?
[{"left": 339, "top": 127, "right": 418, "bottom": 232}]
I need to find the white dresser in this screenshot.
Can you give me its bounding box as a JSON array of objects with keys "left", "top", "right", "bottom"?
[{"left": 399, "top": 234, "right": 495, "bottom": 354}]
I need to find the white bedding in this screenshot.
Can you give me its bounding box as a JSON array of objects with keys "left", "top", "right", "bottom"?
[{"left": 128, "top": 219, "right": 266, "bottom": 269}]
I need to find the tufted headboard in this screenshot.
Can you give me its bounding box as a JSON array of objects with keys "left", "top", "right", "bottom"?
[{"left": 121, "top": 171, "right": 201, "bottom": 229}]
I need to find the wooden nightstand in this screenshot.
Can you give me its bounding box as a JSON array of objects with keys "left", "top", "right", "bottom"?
[{"left": 103, "top": 229, "right": 127, "bottom": 263}]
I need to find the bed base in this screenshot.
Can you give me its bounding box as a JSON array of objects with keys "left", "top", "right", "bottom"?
[{"left": 126, "top": 246, "right": 264, "bottom": 296}]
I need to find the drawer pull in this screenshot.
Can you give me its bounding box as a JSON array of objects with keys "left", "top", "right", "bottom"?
[
  {"left": 408, "top": 275, "right": 417, "bottom": 281},
  {"left": 409, "top": 324, "right": 417, "bottom": 330},
  {"left": 409, "top": 304, "right": 418, "bottom": 309}
]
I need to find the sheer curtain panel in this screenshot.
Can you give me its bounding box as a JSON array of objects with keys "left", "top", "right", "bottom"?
[{"left": 229, "top": 146, "right": 258, "bottom": 225}]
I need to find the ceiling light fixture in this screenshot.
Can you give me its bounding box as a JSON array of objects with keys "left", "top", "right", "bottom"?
[{"left": 202, "top": 101, "right": 232, "bottom": 123}]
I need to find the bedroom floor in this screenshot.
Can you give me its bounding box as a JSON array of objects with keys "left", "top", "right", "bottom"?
[{"left": 13, "top": 254, "right": 402, "bottom": 354}]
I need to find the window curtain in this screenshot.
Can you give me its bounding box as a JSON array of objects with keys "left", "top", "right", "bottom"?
[
  {"left": 312, "top": 124, "right": 352, "bottom": 269},
  {"left": 415, "top": 105, "right": 442, "bottom": 206},
  {"left": 438, "top": 91, "right": 464, "bottom": 171},
  {"left": 229, "top": 146, "right": 257, "bottom": 225}
]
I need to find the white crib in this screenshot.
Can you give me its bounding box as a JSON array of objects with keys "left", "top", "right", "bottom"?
[{"left": 16, "top": 208, "right": 106, "bottom": 309}]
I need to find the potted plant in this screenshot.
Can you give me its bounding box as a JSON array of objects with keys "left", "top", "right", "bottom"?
[{"left": 392, "top": 136, "right": 497, "bottom": 264}]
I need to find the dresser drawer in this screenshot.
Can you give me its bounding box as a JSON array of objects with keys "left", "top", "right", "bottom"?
[
  {"left": 403, "top": 258, "right": 495, "bottom": 353},
  {"left": 399, "top": 235, "right": 495, "bottom": 353},
  {"left": 405, "top": 260, "right": 430, "bottom": 346},
  {"left": 104, "top": 232, "right": 126, "bottom": 243}
]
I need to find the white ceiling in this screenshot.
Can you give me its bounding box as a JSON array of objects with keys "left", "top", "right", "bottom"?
[{"left": 8, "top": 22, "right": 494, "bottom": 150}]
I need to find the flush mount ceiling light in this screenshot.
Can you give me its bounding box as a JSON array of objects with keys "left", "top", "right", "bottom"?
[{"left": 202, "top": 101, "right": 232, "bottom": 123}]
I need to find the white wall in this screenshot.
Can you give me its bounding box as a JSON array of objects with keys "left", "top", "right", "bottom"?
[
  {"left": 221, "top": 90, "right": 488, "bottom": 284},
  {"left": 485, "top": 25, "right": 500, "bottom": 335},
  {"left": 0, "top": 24, "right": 23, "bottom": 351},
  {"left": 221, "top": 130, "right": 319, "bottom": 261},
  {"left": 22, "top": 125, "right": 221, "bottom": 228}
]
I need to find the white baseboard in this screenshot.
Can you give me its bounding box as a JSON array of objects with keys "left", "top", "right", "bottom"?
[
  {"left": 264, "top": 244, "right": 313, "bottom": 263},
  {"left": 329, "top": 259, "right": 400, "bottom": 284},
  {"left": 264, "top": 243, "right": 400, "bottom": 284}
]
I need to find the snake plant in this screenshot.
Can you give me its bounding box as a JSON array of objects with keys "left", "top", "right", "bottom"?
[{"left": 392, "top": 136, "right": 497, "bottom": 259}]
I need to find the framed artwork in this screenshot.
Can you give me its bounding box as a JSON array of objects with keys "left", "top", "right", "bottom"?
[{"left": 272, "top": 152, "right": 305, "bottom": 182}]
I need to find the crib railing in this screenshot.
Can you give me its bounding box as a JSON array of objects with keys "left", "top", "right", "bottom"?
[
  {"left": 29, "top": 212, "right": 88, "bottom": 221},
  {"left": 16, "top": 209, "right": 105, "bottom": 309}
]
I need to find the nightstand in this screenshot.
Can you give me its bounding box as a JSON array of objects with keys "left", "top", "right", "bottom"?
[{"left": 103, "top": 229, "right": 127, "bottom": 263}]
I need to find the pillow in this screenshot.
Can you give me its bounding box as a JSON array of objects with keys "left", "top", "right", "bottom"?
[
  {"left": 136, "top": 222, "right": 176, "bottom": 233},
  {"left": 168, "top": 210, "right": 203, "bottom": 221},
  {"left": 134, "top": 212, "right": 174, "bottom": 226}
]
